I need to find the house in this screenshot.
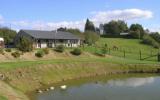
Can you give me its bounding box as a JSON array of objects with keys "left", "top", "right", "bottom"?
[
  {"left": 15, "top": 30, "right": 82, "bottom": 48},
  {"left": 0, "top": 37, "right": 4, "bottom": 48}
]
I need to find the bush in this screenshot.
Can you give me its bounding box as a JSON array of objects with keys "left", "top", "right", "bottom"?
[
  {"left": 71, "top": 48, "right": 82, "bottom": 55},
  {"left": 84, "top": 31, "right": 100, "bottom": 45},
  {"left": 16, "top": 37, "right": 33, "bottom": 52},
  {"left": 5, "top": 48, "right": 12, "bottom": 52},
  {"left": 54, "top": 45, "right": 65, "bottom": 53},
  {"left": 0, "top": 49, "right": 4, "bottom": 55},
  {"left": 11, "top": 51, "right": 20, "bottom": 58},
  {"left": 141, "top": 35, "right": 159, "bottom": 48},
  {"left": 43, "top": 48, "right": 49, "bottom": 54},
  {"left": 35, "top": 50, "right": 44, "bottom": 58}
]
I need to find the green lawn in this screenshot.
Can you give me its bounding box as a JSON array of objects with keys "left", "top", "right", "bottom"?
[
  {"left": 0, "top": 95, "right": 7, "bottom": 100},
  {"left": 81, "top": 38, "right": 159, "bottom": 62}
]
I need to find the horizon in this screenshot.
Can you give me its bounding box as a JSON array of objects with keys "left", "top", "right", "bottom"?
[{"left": 0, "top": 0, "right": 160, "bottom": 32}]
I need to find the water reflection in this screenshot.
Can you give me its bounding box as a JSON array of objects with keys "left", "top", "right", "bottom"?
[{"left": 107, "top": 77, "right": 155, "bottom": 87}]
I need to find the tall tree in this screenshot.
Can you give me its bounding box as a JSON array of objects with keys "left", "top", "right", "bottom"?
[
  {"left": 84, "top": 19, "right": 95, "bottom": 32},
  {"left": 103, "top": 20, "right": 128, "bottom": 36}
]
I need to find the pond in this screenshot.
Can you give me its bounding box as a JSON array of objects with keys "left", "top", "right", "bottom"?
[{"left": 35, "top": 74, "right": 160, "bottom": 100}]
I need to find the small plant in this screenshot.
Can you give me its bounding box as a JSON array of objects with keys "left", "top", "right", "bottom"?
[
  {"left": 71, "top": 48, "right": 82, "bottom": 56},
  {"left": 54, "top": 45, "right": 65, "bottom": 53},
  {"left": 101, "top": 46, "right": 107, "bottom": 56},
  {"left": 43, "top": 48, "right": 49, "bottom": 54},
  {"left": 0, "top": 49, "right": 4, "bottom": 55},
  {"left": 5, "top": 48, "right": 12, "bottom": 52},
  {"left": 11, "top": 51, "right": 20, "bottom": 58},
  {"left": 35, "top": 50, "right": 44, "bottom": 58}
]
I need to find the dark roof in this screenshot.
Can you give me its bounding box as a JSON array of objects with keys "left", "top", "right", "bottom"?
[{"left": 20, "top": 30, "right": 81, "bottom": 40}]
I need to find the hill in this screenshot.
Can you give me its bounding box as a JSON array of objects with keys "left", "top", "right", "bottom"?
[{"left": 82, "top": 38, "right": 159, "bottom": 62}]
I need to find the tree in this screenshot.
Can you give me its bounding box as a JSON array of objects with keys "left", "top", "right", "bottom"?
[
  {"left": 103, "top": 20, "right": 128, "bottom": 36},
  {"left": 0, "top": 27, "right": 17, "bottom": 44},
  {"left": 150, "top": 32, "right": 160, "bottom": 43},
  {"left": 84, "top": 31, "right": 100, "bottom": 45},
  {"left": 57, "top": 27, "right": 67, "bottom": 31},
  {"left": 84, "top": 19, "right": 95, "bottom": 32},
  {"left": 66, "top": 28, "right": 84, "bottom": 39},
  {"left": 16, "top": 37, "right": 33, "bottom": 52},
  {"left": 129, "top": 24, "right": 144, "bottom": 39}
]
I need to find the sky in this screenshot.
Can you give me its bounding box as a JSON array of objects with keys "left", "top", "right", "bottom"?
[{"left": 0, "top": 0, "right": 160, "bottom": 32}]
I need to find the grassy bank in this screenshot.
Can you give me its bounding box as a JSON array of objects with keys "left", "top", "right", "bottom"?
[
  {"left": 0, "top": 95, "right": 7, "bottom": 100},
  {"left": 0, "top": 56, "right": 160, "bottom": 93}
]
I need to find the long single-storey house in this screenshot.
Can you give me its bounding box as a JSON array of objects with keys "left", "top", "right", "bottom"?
[{"left": 15, "top": 30, "right": 82, "bottom": 48}]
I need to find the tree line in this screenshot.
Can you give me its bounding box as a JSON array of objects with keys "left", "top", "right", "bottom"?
[{"left": 0, "top": 18, "right": 160, "bottom": 52}]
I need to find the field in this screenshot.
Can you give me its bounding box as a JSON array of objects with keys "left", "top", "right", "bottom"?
[{"left": 82, "top": 38, "right": 159, "bottom": 62}]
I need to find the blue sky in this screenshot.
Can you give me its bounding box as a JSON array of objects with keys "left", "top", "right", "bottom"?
[{"left": 0, "top": 0, "right": 160, "bottom": 32}]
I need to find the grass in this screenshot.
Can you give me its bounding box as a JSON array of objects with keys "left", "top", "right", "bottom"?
[
  {"left": 81, "top": 38, "right": 159, "bottom": 62},
  {"left": 0, "top": 56, "right": 159, "bottom": 70},
  {"left": 0, "top": 95, "right": 7, "bottom": 100},
  {"left": 0, "top": 37, "right": 160, "bottom": 100}
]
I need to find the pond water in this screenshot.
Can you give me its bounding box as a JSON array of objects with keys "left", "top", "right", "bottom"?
[{"left": 36, "top": 74, "right": 160, "bottom": 100}]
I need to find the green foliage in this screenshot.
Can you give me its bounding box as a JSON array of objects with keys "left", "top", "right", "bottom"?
[
  {"left": 5, "top": 48, "right": 12, "bottom": 52},
  {"left": 16, "top": 37, "right": 33, "bottom": 52},
  {"left": 35, "top": 50, "right": 44, "bottom": 58},
  {"left": 11, "top": 51, "right": 20, "bottom": 58},
  {"left": 54, "top": 45, "right": 65, "bottom": 53},
  {"left": 71, "top": 48, "right": 82, "bottom": 55},
  {"left": 129, "top": 24, "right": 144, "bottom": 39},
  {"left": 141, "top": 35, "right": 159, "bottom": 48},
  {"left": 84, "top": 31, "right": 100, "bottom": 45},
  {"left": 0, "top": 95, "right": 8, "bottom": 100},
  {"left": 103, "top": 20, "right": 128, "bottom": 35},
  {"left": 66, "top": 28, "right": 84, "bottom": 39},
  {"left": 84, "top": 19, "right": 95, "bottom": 32},
  {"left": 150, "top": 32, "right": 160, "bottom": 43},
  {"left": 43, "top": 48, "right": 49, "bottom": 54},
  {"left": 0, "top": 27, "right": 17, "bottom": 44},
  {"left": 101, "top": 46, "right": 107, "bottom": 55},
  {"left": 0, "top": 49, "right": 4, "bottom": 55}
]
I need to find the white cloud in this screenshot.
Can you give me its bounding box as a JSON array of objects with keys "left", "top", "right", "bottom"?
[
  {"left": 3, "top": 9, "right": 154, "bottom": 31},
  {"left": 91, "top": 9, "right": 153, "bottom": 25}
]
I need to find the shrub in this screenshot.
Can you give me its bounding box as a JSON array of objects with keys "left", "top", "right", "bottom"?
[
  {"left": 54, "top": 45, "right": 65, "bottom": 53},
  {"left": 71, "top": 48, "right": 82, "bottom": 55},
  {"left": 11, "top": 51, "right": 20, "bottom": 58},
  {"left": 43, "top": 48, "right": 49, "bottom": 54},
  {"left": 101, "top": 46, "right": 107, "bottom": 56},
  {"left": 141, "top": 35, "right": 159, "bottom": 48},
  {"left": 0, "top": 49, "right": 4, "bottom": 55},
  {"left": 35, "top": 50, "right": 44, "bottom": 58},
  {"left": 16, "top": 37, "right": 33, "bottom": 52},
  {"left": 84, "top": 31, "right": 100, "bottom": 45},
  {"left": 5, "top": 48, "right": 12, "bottom": 52}
]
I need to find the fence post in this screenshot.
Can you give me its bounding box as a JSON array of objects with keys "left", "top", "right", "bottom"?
[
  {"left": 139, "top": 50, "right": 142, "bottom": 60},
  {"left": 158, "top": 52, "right": 160, "bottom": 62}
]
